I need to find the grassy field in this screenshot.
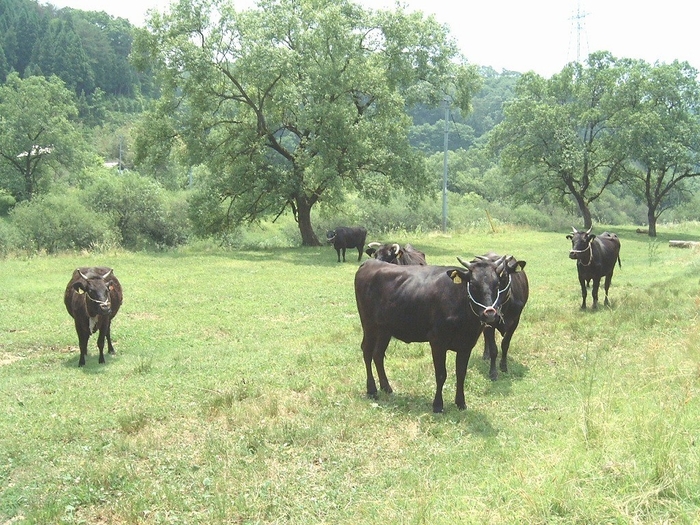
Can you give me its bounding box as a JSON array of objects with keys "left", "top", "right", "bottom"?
[{"left": 1, "top": 224, "right": 699, "bottom": 524}]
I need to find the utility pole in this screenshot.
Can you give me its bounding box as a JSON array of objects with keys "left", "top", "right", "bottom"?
[{"left": 442, "top": 96, "right": 449, "bottom": 233}]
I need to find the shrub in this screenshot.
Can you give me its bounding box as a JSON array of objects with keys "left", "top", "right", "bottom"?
[
  {"left": 0, "top": 218, "right": 20, "bottom": 256},
  {"left": 84, "top": 172, "right": 190, "bottom": 249},
  {"left": 10, "top": 193, "right": 117, "bottom": 253},
  {"left": 0, "top": 190, "right": 16, "bottom": 216}
]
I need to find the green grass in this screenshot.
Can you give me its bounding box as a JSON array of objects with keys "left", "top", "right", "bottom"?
[{"left": 1, "top": 225, "right": 699, "bottom": 524}]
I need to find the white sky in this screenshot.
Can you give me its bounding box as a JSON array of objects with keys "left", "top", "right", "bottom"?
[{"left": 44, "top": 0, "right": 700, "bottom": 78}]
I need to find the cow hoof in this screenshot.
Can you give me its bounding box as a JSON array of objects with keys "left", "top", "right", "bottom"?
[
  {"left": 489, "top": 373, "right": 498, "bottom": 381},
  {"left": 367, "top": 391, "right": 378, "bottom": 400}
]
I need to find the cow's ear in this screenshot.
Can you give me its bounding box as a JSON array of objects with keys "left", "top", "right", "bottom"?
[
  {"left": 515, "top": 260, "right": 526, "bottom": 271},
  {"left": 566, "top": 234, "right": 573, "bottom": 240},
  {"left": 447, "top": 268, "right": 469, "bottom": 284},
  {"left": 588, "top": 234, "right": 596, "bottom": 241},
  {"left": 365, "top": 248, "right": 375, "bottom": 258},
  {"left": 73, "top": 282, "right": 86, "bottom": 294}
]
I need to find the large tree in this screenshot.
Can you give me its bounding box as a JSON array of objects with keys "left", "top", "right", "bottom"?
[
  {"left": 615, "top": 60, "right": 700, "bottom": 237},
  {"left": 490, "top": 52, "right": 628, "bottom": 229},
  {"left": 0, "top": 72, "right": 84, "bottom": 201},
  {"left": 134, "top": 0, "right": 479, "bottom": 245}
]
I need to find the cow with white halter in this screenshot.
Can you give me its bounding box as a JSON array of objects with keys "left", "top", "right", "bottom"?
[
  {"left": 566, "top": 227, "right": 621, "bottom": 309},
  {"left": 64, "top": 267, "right": 123, "bottom": 366}
]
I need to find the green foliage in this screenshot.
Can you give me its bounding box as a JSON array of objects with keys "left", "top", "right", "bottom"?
[
  {"left": 9, "top": 192, "right": 116, "bottom": 252},
  {"left": 0, "top": 188, "right": 15, "bottom": 215},
  {"left": 135, "top": 0, "right": 479, "bottom": 245},
  {"left": 0, "top": 0, "right": 152, "bottom": 100},
  {"left": 615, "top": 60, "right": 700, "bottom": 235},
  {"left": 0, "top": 72, "right": 87, "bottom": 201},
  {"left": 0, "top": 216, "right": 19, "bottom": 256},
  {"left": 83, "top": 171, "right": 189, "bottom": 249}
]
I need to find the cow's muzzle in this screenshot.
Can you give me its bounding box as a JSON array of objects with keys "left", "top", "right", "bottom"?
[{"left": 480, "top": 306, "right": 498, "bottom": 323}]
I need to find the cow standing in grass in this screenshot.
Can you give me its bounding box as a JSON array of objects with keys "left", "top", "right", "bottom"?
[
  {"left": 354, "top": 255, "right": 518, "bottom": 413},
  {"left": 478, "top": 253, "right": 529, "bottom": 380},
  {"left": 566, "top": 227, "right": 621, "bottom": 309},
  {"left": 365, "top": 242, "right": 427, "bottom": 265},
  {"left": 326, "top": 226, "right": 367, "bottom": 262},
  {"left": 64, "top": 267, "right": 123, "bottom": 366}
]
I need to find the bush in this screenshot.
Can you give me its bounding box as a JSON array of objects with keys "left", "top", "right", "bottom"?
[
  {"left": 10, "top": 193, "right": 117, "bottom": 253},
  {"left": 0, "top": 190, "right": 16, "bottom": 216},
  {"left": 0, "top": 218, "right": 20, "bottom": 256},
  {"left": 84, "top": 172, "right": 191, "bottom": 249}
]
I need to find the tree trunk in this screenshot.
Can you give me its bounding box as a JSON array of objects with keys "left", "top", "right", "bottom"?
[
  {"left": 295, "top": 197, "right": 321, "bottom": 246},
  {"left": 572, "top": 193, "right": 593, "bottom": 229},
  {"left": 647, "top": 208, "right": 657, "bottom": 237}
]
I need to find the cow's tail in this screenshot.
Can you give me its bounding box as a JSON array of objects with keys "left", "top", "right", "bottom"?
[{"left": 617, "top": 254, "right": 622, "bottom": 268}]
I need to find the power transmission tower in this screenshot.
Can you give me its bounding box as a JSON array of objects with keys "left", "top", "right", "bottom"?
[{"left": 568, "top": 0, "right": 589, "bottom": 64}]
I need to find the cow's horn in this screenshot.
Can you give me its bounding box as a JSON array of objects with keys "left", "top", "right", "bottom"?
[
  {"left": 572, "top": 226, "right": 579, "bottom": 233},
  {"left": 78, "top": 269, "right": 89, "bottom": 280},
  {"left": 367, "top": 242, "right": 381, "bottom": 248},
  {"left": 102, "top": 269, "right": 113, "bottom": 279},
  {"left": 456, "top": 256, "right": 472, "bottom": 270},
  {"left": 392, "top": 243, "right": 400, "bottom": 253},
  {"left": 585, "top": 226, "right": 592, "bottom": 235},
  {"left": 495, "top": 255, "right": 507, "bottom": 275}
]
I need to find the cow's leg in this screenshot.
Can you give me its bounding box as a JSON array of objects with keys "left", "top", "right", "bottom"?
[
  {"left": 372, "top": 333, "right": 393, "bottom": 394},
  {"left": 500, "top": 321, "right": 519, "bottom": 373},
  {"left": 335, "top": 248, "right": 341, "bottom": 262},
  {"left": 591, "top": 277, "right": 601, "bottom": 309},
  {"left": 77, "top": 328, "right": 90, "bottom": 367},
  {"left": 356, "top": 246, "right": 363, "bottom": 261},
  {"left": 105, "top": 322, "right": 116, "bottom": 355},
  {"left": 96, "top": 328, "right": 107, "bottom": 364},
  {"left": 361, "top": 333, "right": 378, "bottom": 397},
  {"left": 578, "top": 273, "right": 588, "bottom": 309},
  {"left": 482, "top": 326, "right": 499, "bottom": 381},
  {"left": 603, "top": 273, "right": 613, "bottom": 307},
  {"left": 430, "top": 345, "right": 448, "bottom": 413},
  {"left": 454, "top": 349, "right": 472, "bottom": 410}
]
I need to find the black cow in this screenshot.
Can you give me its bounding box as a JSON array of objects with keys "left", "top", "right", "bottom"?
[
  {"left": 64, "top": 267, "right": 123, "bottom": 366},
  {"left": 477, "top": 253, "right": 529, "bottom": 380},
  {"left": 354, "top": 255, "right": 518, "bottom": 413},
  {"left": 365, "top": 242, "right": 427, "bottom": 265},
  {"left": 326, "top": 226, "right": 367, "bottom": 262},
  {"left": 566, "top": 227, "right": 621, "bottom": 309}
]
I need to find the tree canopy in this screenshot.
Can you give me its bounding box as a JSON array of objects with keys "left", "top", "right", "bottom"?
[
  {"left": 134, "top": 0, "right": 481, "bottom": 245},
  {"left": 490, "top": 52, "right": 628, "bottom": 229},
  {"left": 615, "top": 60, "right": 700, "bottom": 236},
  {"left": 0, "top": 72, "right": 85, "bottom": 201}
]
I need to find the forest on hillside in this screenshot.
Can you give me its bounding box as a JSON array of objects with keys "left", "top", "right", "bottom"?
[{"left": 0, "top": 0, "right": 698, "bottom": 254}]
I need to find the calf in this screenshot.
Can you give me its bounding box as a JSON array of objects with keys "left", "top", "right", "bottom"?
[
  {"left": 478, "top": 254, "right": 529, "bottom": 380},
  {"left": 64, "top": 267, "right": 123, "bottom": 366},
  {"left": 566, "top": 227, "right": 621, "bottom": 309},
  {"left": 354, "top": 255, "right": 518, "bottom": 412},
  {"left": 326, "top": 226, "right": 367, "bottom": 262},
  {"left": 365, "top": 242, "right": 427, "bottom": 265}
]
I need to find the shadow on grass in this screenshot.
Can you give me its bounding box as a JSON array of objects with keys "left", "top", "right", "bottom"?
[
  {"left": 365, "top": 390, "right": 499, "bottom": 437},
  {"left": 61, "top": 352, "right": 112, "bottom": 373}
]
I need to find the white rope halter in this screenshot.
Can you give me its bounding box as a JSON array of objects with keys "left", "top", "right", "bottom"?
[
  {"left": 571, "top": 242, "right": 593, "bottom": 266},
  {"left": 466, "top": 274, "right": 512, "bottom": 311}
]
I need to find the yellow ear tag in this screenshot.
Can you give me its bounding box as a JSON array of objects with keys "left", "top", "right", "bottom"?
[
  {"left": 450, "top": 271, "right": 462, "bottom": 284},
  {"left": 77, "top": 289, "right": 85, "bottom": 294}
]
